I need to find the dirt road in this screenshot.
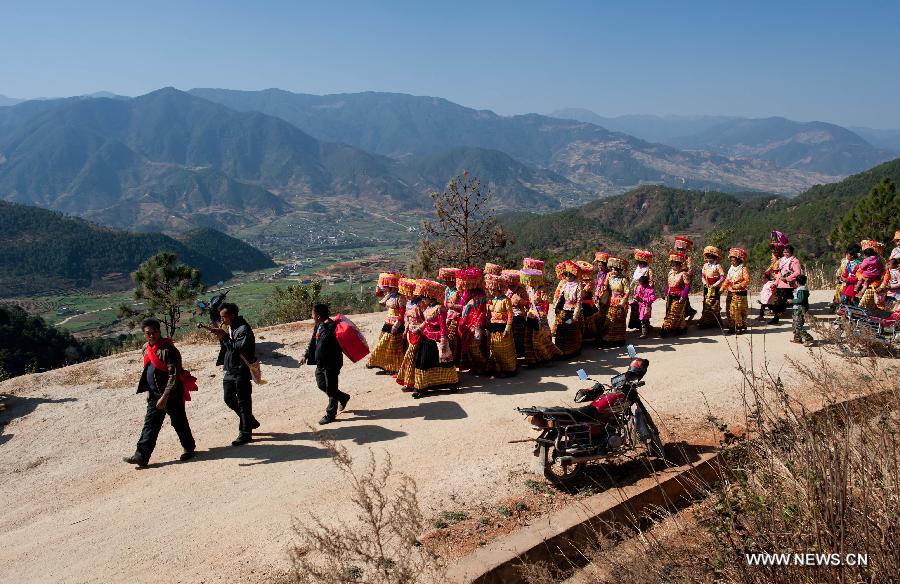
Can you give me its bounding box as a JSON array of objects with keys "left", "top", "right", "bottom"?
[{"left": 0, "top": 291, "right": 854, "bottom": 583}]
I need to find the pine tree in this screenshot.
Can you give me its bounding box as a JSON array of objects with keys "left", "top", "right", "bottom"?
[
  {"left": 119, "top": 253, "right": 204, "bottom": 337},
  {"left": 412, "top": 171, "right": 508, "bottom": 275},
  {"left": 830, "top": 178, "right": 900, "bottom": 250}
]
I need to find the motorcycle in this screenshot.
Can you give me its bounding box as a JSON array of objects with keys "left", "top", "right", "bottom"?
[{"left": 517, "top": 345, "right": 665, "bottom": 485}]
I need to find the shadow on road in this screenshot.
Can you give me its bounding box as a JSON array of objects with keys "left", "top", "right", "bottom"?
[
  {"left": 256, "top": 341, "right": 301, "bottom": 369},
  {"left": 0, "top": 394, "right": 77, "bottom": 447},
  {"left": 348, "top": 400, "right": 468, "bottom": 421}
]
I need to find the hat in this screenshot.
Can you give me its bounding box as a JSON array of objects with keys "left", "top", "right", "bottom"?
[
  {"left": 860, "top": 240, "right": 885, "bottom": 255},
  {"left": 728, "top": 247, "right": 747, "bottom": 262},
  {"left": 520, "top": 268, "right": 544, "bottom": 287},
  {"left": 484, "top": 263, "right": 503, "bottom": 276},
  {"left": 607, "top": 257, "right": 628, "bottom": 270},
  {"left": 594, "top": 251, "right": 610, "bottom": 263},
  {"left": 398, "top": 277, "right": 419, "bottom": 297},
  {"left": 484, "top": 273, "right": 505, "bottom": 292},
  {"left": 669, "top": 252, "right": 688, "bottom": 264},
  {"left": 770, "top": 230, "right": 789, "bottom": 246},
  {"left": 633, "top": 249, "right": 653, "bottom": 263},
  {"left": 377, "top": 272, "right": 402, "bottom": 288},
  {"left": 703, "top": 246, "right": 722, "bottom": 259},
  {"left": 575, "top": 260, "right": 595, "bottom": 279},
  {"left": 522, "top": 257, "right": 545, "bottom": 271},
  {"left": 893, "top": 229, "right": 900, "bottom": 242},
  {"left": 501, "top": 269, "right": 521, "bottom": 287},
  {"left": 455, "top": 267, "right": 483, "bottom": 290},
  {"left": 437, "top": 267, "right": 459, "bottom": 282},
  {"left": 554, "top": 261, "right": 568, "bottom": 279},
  {"left": 673, "top": 236, "right": 694, "bottom": 251},
  {"left": 562, "top": 260, "right": 581, "bottom": 277},
  {"left": 415, "top": 279, "right": 446, "bottom": 300}
]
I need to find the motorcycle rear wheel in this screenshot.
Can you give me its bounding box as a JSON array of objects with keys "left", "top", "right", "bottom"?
[{"left": 539, "top": 445, "right": 585, "bottom": 486}]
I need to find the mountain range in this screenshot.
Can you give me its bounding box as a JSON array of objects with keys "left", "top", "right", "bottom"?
[
  {"left": 0, "top": 87, "right": 895, "bottom": 235},
  {"left": 551, "top": 109, "right": 895, "bottom": 174}
]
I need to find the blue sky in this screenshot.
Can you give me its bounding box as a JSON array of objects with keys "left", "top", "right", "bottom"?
[{"left": 1, "top": 1, "right": 898, "bottom": 127}]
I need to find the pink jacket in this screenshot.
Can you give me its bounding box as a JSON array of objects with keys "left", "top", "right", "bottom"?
[
  {"left": 634, "top": 284, "right": 657, "bottom": 321},
  {"left": 775, "top": 256, "right": 802, "bottom": 289}
]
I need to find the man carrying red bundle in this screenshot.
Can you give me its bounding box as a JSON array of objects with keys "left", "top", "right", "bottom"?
[{"left": 124, "top": 318, "right": 196, "bottom": 467}]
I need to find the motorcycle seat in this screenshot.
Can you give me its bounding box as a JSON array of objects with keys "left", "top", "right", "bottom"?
[{"left": 541, "top": 405, "right": 606, "bottom": 424}]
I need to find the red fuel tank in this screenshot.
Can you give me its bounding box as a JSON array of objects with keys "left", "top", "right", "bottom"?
[{"left": 590, "top": 392, "right": 627, "bottom": 417}]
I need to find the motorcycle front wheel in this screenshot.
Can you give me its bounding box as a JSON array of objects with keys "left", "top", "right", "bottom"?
[{"left": 538, "top": 445, "right": 585, "bottom": 486}]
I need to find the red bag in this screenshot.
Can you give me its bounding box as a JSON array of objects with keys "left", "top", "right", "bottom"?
[
  {"left": 333, "top": 314, "right": 370, "bottom": 363},
  {"left": 144, "top": 340, "right": 198, "bottom": 401}
]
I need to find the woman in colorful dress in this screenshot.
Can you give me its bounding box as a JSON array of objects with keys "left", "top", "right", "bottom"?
[
  {"left": 407, "top": 280, "right": 458, "bottom": 398},
  {"left": 672, "top": 237, "right": 697, "bottom": 320},
  {"left": 855, "top": 240, "right": 885, "bottom": 310},
  {"left": 770, "top": 244, "right": 803, "bottom": 324},
  {"left": 456, "top": 268, "right": 488, "bottom": 373},
  {"left": 592, "top": 252, "right": 611, "bottom": 339},
  {"left": 628, "top": 249, "right": 654, "bottom": 331},
  {"left": 485, "top": 273, "right": 518, "bottom": 376},
  {"left": 366, "top": 272, "right": 407, "bottom": 373},
  {"left": 760, "top": 231, "right": 790, "bottom": 321},
  {"left": 552, "top": 261, "right": 584, "bottom": 357},
  {"left": 697, "top": 247, "right": 726, "bottom": 329},
  {"left": 438, "top": 267, "right": 461, "bottom": 356},
  {"left": 722, "top": 248, "right": 751, "bottom": 334},
  {"left": 661, "top": 252, "right": 690, "bottom": 337},
  {"left": 503, "top": 269, "right": 528, "bottom": 359},
  {"left": 576, "top": 260, "right": 598, "bottom": 342},
  {"left": 395, "top": 277, "right": 425, "bottom": 388},
  {"left": 599, "top": 257, "right": 630, "bottom": 347},
  {"left": 520, "top": 266, "right": 562, "bottom": 366}
]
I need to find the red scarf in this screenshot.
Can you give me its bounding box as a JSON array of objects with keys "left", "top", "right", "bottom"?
[{"left": 143, "top": 338, "right": 198, "bottom": 401}]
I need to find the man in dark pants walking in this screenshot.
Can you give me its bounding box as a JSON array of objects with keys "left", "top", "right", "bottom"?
[
  {"left": 124, "top": 318, "right": 195, "bottom": 467},
  {"left": 210, "top": 302, "right": 259, "bottom": 445},
  {"left": 299, "top": 303, "right": 349, "bottom": 425}
]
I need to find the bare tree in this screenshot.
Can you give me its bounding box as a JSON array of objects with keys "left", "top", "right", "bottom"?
[{"left": 413, "top": 171, "right": 508, "bottom": 275}]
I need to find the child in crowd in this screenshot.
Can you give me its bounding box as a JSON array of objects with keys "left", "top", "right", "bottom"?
[
  {"left": 757, "top": 273, "right": 777, "bottom": 321},
  {"left": 790, "top": 274, "right": 814, "bottom": 346},
  {"left": 633, "top": 275, "right": 656, "bottom": 339},
  {"left": 883, "top": 257, "right": 900, "bottom": 310}
]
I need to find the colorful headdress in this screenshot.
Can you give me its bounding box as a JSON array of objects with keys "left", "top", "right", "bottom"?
[
  {"left": 669, "top": 252, "right": 688, "bottom": 264},
  {"left": 594, "top": 251, "right": 610, "bottom": 263},
  {"left": 520, "top": 268, "right": 544, "bottom": 287},
  {"left": 770, "top": 230, "right": 789, "bottom": 246},
  {"left": 562, "top": 260, "right": 581, "bottom": 277},
  {"left": 501, "top": 269, "right": 521, "bottom": 287},
  {"left": 673, "top": 236, "right": 694, "bottom": 251},
  {"left": 703, "top": 246, "right": 722, "bottom": 259},
  {"left": 575, "top": 260, "right": 595, "bottom": 279},
  {"left": 455, "top": 267, "right": 483, "bottom": 290},
  {"left": 728, "top": 247, "right": 748, "bottom": 262},
  {"left": 893, "top": 230, "right": 900, "bottom": 242},
  {"left": 377, "top": 272, "right": 402, "bottom": 288},
  {"left": 607, "top": 257, "right": 627, "bottom": 271},
  {"left": 414, "top": 279, "right": 446, "bottom": 300},
  {"left": 398, "top": 277, "right": 419, "bottom": 297},
  {"left": 484, "top": 263, "right": 503, "bottom": 276},
  {"left": 554, "top": 261, "right": 567, "bottom": 279},
  {"left": 484, "top": 273, "right": 504, "bottom": 292},
  {"left": 860, "top": 240, "right": 885, "bottom": 255},
  {"left": 633, "top": 249, "right": 653, "bottom": 263},
  {"left": 437, "top": 267, "right": 459, "bottom": 282},
  {"left": 522, "top": 257, "right": 545, "bottom": 271}
]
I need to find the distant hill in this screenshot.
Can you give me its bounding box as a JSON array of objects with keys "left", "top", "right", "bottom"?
[
  {"left": 0, "top": 201, "right": 274, "bottom": 296},
  {"left": 850, "top": 127, "right": 900, "bottom": 154},
  {"left": 0, "top": 94, "right": 23, "bottom": 107},
  {"left": 504, "top": 156, "right": 900, "bottom": 264},
  {"left": 189, "top": 88, "right": 835, "bottom": 196},
  {"left": 669, "top": 117, "right": 893, "bottom": 175},
  {"left": 549, "top": 109, "right": 737, "bottom": 143}
]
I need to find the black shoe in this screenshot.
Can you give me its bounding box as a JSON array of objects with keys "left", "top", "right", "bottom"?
[
  {"left": 338, "top": 395, "right": 350, "bottom": 412},
  {"left": 318, "top": 415, "right": 335, "bottom": 425},
  {"left": 231, "top": 434, "right": 252, "bottom": 446},
  {"left": 249, "top": 418, "right": 261, "bottom": 430},
  {"left": 123, "top": 453, "right": 148, "bottom": 467},
  {"left": 179, "top": 449, "right": 196, "bottom": 461}
]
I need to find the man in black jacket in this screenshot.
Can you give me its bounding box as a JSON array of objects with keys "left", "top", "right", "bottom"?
[
  {"left": 299, "top": 303, "right": 350, "bottom": 425},
  {"left": 210, "top": 303, "right": 260, "bottom": 445},
  {"left": 124, "top": 318, "right": 195, "bottom": 467}
]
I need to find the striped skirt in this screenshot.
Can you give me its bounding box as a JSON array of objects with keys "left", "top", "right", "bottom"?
[
  {"left": 727, "top": 291, "right": 748, "bottom": 330},
  {"left": 488, "top": 326, "right": 518, "bottom": 375},
  {"left": 367, "top": 326, "right": 407, "bottom": 373},
  {"left": 662, "top": 295, "right": 687, "bottom": 334},
  {"left": 554, "top": 311, "right": 583, "bottom": 356},
  {"left": 462, "top": 335, "right": 489, "bottom": 374},
  {"left": 858, "top": 287, "right": 877, "bottom": 310},
  {"left": 411, "top": 337, "right": 459, "bottom": 391},
  {"left": 601, "top": 304, "right": 627, "bottom": 343},
  {"left": 697, "top": 287, "right": 722, "bottom": 329},
  {"left": 395, "top": 342, "right": 418, "bottom": 389},
  {"left": 524, "top": 319, "right": 562, "bottom": 365}
]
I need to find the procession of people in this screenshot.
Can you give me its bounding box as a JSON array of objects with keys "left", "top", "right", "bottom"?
[{"left": 124, "top": 231, "right": 900, "bottom": 466}]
